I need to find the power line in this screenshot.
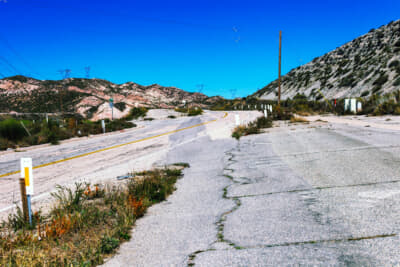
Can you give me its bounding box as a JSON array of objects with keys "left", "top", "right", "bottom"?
[
  {"left": 23, "top": 3, "right": 231, "bottom": 31},
  {"left": 0, "top": 61, "right": 15, "bottom": 75},
  {"left": 0, "top": 34, "right": 43, "bottom": 78},
  {"left": 0, "top": 55, "right": 22, "bottom": 75}
]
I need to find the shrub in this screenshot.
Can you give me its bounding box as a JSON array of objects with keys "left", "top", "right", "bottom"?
[
  {"left": 106, "top": 119, "right": 136, "bottom": 132},
  {"left": 0, "top": 137, "right": 14, "bottom": 150},
  {"left": 114, "top": 102, "right": 126, "bottom": 111},
  {"left": 373, "top": 100, "right": 398, "bottom": 115},
  {"left": 174, "top": 107, "right": 187, "bottom": 113},
  {"left": 100, "top": 236, "right": 120, "bottom": 254},
  {"left": 50, "top": 183, "right": 87, "bottom": 214},
  {"left": 372, "top": 85, "right": 382, "bottom": 94},
  {"left": 125, "top": 107, "right": 148, "bottom": 120},
  {"left": 127, "top": 169, "right": 181, "bottom": 203},
  {"left": 373, "top": 75, "right": 388, "bottom": 86},
  {"left": 361, "top": 90, "right": 370, "bottom": 97},
  {"left": 188, "top": 107, "right": 203, "bottom": 116},
  {"left": 388, "top": 60, "right": 399, "bottom": 68},
  {"left": 272, "top": 106, "right": 292, "bottom": 120},
  {"left": 232, "top": 116, "right": 272, "bottom": 140},
  {"left": 0, "top": 119, "right": 26, "bottom": 141},
  {"left": 339, "top": 75, "right": 356, "bottom": 87},
  {"left": 256, "top": 116, "right": 273, "bottom": 128}
]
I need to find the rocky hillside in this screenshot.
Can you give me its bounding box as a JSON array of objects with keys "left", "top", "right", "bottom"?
[
  {"left": 253, "top": 19, "right": 400, "bottom": 100},
  {"left": 0, "top": 76, "right": 222, "bottom": 119}
]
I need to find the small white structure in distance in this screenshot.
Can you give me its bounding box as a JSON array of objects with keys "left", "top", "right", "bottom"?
[
  {"left": 344, "top": 98, "right": 362, "bottom": 113},
  {"left": 235, "top": 115, "right": 240, "bottom": 126}
]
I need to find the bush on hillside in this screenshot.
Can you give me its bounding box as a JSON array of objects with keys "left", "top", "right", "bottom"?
[
  {"left": 188, "top": 107, "right": 203, "bottom": 116},
  {"left": 125, "top": 107, "right": 148, "bottom": 120},
  {"left": 0, "top": 119, "right": 26, "bottom": 141},
  {"left": 373, "top": 74, "right": 388, "bottom": 86}
]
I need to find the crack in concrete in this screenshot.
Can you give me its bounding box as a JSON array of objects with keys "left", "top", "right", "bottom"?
[
  {"left": 186, "top": 138, "right": 400, "bottom": 266},
  {"left": 232, "top": 179, "right": 400, "bottom": 199},
  {"left": 187, "top": 145, "right": 245, "bottom": 266},
  {"left": 213, "top": 233, "right": 398, "bottom": 252},
  {"left": 188, "top": 233, "right": 397, "bottom": 262}
]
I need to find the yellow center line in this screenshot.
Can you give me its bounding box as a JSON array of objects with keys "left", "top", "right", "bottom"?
[{"left": 0, "top": 112, "right": 229, "bottom": 178}]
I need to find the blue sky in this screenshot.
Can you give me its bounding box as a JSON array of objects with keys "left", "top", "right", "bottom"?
[{"left": 0, "top": 0, "right": 399, "bottom": 98}]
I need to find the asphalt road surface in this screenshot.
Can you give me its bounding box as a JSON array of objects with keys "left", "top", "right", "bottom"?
[
  {"left": 2, "top": 111, "right": 400, "bottom": 266},
  {"left": 0, "top": 111, "right": 257, "bottom": 215},
  {"left": 104, "top": 114, "right": 400, "bottom": 266}
]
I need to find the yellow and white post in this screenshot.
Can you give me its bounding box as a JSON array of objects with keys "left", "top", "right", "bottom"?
[{"left": 20, "top": 158, "right": 34, "bottom": 225}]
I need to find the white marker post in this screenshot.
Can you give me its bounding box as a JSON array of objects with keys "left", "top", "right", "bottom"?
[
  {"left": 20, "top": 158, "right": 34, "bottom": 225},
  {"left": 264, "top": 109, "right": 268, "bottom": 118},
  {"left": 235, "top": 114, "right": 240, "bottom": 126},
  {"left": 101, "top": 120, "right": 106, "bottom": 134},
  {"left": 109, "top": 98, "right": 114, "bottom": 120}
]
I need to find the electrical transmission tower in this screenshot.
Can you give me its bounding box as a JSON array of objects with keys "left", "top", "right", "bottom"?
[
  {"left": 58, "top": 69, "right": 71, "bottom": 79},
  {"left": 57, "top": 69, "right": 72, "bottom": 113},
  {"left": 230, "top": 89, "right": 237, "bottom": 99},
  {"left": 196, "top": 84, "right": 204, "bottom": 94},
  {"left": 85, "top": 66, "right": 91, "bottom": 78}
]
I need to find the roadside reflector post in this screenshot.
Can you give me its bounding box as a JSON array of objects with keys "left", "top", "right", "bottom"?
[
  {"left": 19, "top": 178, "right": 29, "bottom": 222},
  {"left": 101, "top": 120, "right": 106, "bottom": 134},
  {"left": 235, "top": 114, "right": 240, "bottom": 126},
  {"left": 20, "top": 158, "right": 34, "bottom": 226},
  {"left": 264, "top": 110, "right": 267, "bottom": 118},
  {"left": 109, "top": 98, "right": 114, "bottom": 121}
]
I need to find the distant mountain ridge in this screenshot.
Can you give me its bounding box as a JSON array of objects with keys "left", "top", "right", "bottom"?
[
  {"left": 0, "top": 76, "right": 223, "bottom": 119},
  {"left": 252, "top": 19, "right": 400, "bottom": 100}
]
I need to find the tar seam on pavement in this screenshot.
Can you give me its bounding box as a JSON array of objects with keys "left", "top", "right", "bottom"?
[{"left": 235, "top": 179, "right": 400, "bottom": 198}]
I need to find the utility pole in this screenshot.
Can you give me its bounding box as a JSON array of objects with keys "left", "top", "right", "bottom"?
[{"left": 278, "top": 30, "right": 282, "bottom": 107}]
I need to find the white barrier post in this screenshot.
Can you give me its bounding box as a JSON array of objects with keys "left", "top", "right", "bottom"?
[
  {"left": 101, "top": 120, "right": 106, "bottom": 134},
  {"left": 235, "top": 115, "right": 240, "bottom": 126},
  {"left": 20, "top": 158, "right": 34, "bottom": 226}
]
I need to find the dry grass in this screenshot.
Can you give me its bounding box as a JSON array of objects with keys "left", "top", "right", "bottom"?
[
  {"left": 290, "top": 116, "right": 309, "bottom": 123},
  {"left": 232, "top": 116, "right": 272, "bottom": 140},
  {"left": 0, "top": 165, "right": 186, "bottom": 266},
  {"left": 295, "top": 111, "right": 312, "bottom": 116}
]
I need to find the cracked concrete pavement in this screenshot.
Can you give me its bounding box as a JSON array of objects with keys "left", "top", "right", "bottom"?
[
  {"left": 105, "top": 115, "right": 400, "bottom": 266},
  {"left": 0, "top": 111, "right": 258, "bottom": 217}
]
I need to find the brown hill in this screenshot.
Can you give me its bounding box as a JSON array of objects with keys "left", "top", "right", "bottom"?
[{"left": 0, "top": 76, "right": 223, "bottom": 119}]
